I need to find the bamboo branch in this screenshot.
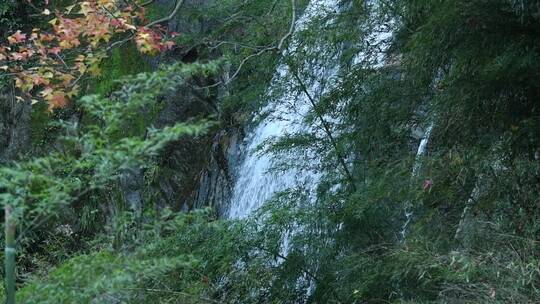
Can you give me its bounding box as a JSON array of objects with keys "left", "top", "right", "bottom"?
[
  {"left": 254, "top": 244, "right": 344, "bottom": 303},
  {"left": 292, "top": 70, "right": 357, "bottom": 191}
]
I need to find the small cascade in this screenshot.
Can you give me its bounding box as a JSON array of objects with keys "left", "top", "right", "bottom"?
[{"left": 400, "top": 123, "right": 434, "bottom": 240}]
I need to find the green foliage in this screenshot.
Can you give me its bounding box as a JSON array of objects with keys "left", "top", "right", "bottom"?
[
  {"left": 0, "top": 1, "right": 24, "bottom": 35},
  {"left": 16, "top": 209, "right": 232, "bottom": 303},
  {"left": 0, "top": 61, "right": 216, "bottom": 220},
  {"left": 163, "top": 0, "right": 539, "bottom": 302},
  {"left": 177, "top": 0, "right": 309, "bottom": 125},
  {"left": 0, "top": 61, "right": 219, "bottom": 294},
  {"left": 92, "top": 44, "right": 151, "bottom": 96},
  {"left": 4, "top": 0, "right": 540, "bottom": 303},
  {"left": 18, "top": 250, "right": 196, "bottom": 303}
]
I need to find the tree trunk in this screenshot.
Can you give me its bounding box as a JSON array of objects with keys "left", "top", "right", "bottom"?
[{"left": 5, "top": 206, "right": 16, "bottom": 304}]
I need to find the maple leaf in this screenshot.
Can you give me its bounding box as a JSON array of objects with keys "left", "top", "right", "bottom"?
[
  {"left": 87, "top": 63, "right": 101, "bottom": 76},
  {"left": 48, "top": 47, "right": 62, "bottom": 55},
  {"left": 98, "top": 0, "right": 117, "bottom": 10},
  {"left": 15, "top": 75, "right": 35, "bottom": 92},
  {"left": 135, "top": 29, "right": 166, "bottom": 55},
  {"left": 59, "top": 38, "right": 81, "bottom": 49},
  {"left": 8, "top": 31, "right": 27, "bottom": 44},
  {"left": 1, "top": 0, "right": 174, "bottom": 109},
  {"left": 162, "top": 40, "right": 176, "bottom": 51},
  {"left": 40, "top": 87, "right": 54, "bottom": 98},
  {"left": 41, "top": 87, "right": 68, "bottom": 110},
  {"left": 79, "top": 2, "right": 95, "bottom": 16},
  {"left": 39, "top": 33, "right": 56, "bottom": 42},
  {"left": 423, "top": 179, "right": 433, "bottom": 192},
  {"left": 111, "top": 18, "right": 136, "bottom": 31},
  {"left": 67, "top": 86, "right": 79, "bottom": 98},
  {"left": 59, "top": 73, "right": 75, "bottom": 86},
  {"left": 49, "top": 92, "right": 68, "bottom": 109},
  {"left": 10, "top": 52, "right": 26, "bottom": 61},
  {"left": 32, "top": 74, "right": 50, "bottom": 86}
]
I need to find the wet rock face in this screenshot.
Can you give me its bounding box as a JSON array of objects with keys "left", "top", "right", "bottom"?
[
  {"left": 117, "top": 79, "right": 218, "bottom": 213},
  {"left": 142, "top": 109, "right": 242, "bottom": 215},
  {"left": 192, "top": 129, "right": 241, "bottom": 216},
  {"left": 137, "top": 0, "right": 243, "bottom": 214},
  {"left": 0, "top": 92, "right": 31, "bottom": 162},
  {"left": 116, "top": 0, "right": 222, "bottom": 213}
]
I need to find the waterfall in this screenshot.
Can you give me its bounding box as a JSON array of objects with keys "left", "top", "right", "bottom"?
[
  {"left": 400, "top": 123, "right": 434, "bottom": 239},
  {"left": 226, "top": 0, "right": 341, "bottom": 219},
  {"left": 226, "top": 0, "right": 393, "bottom": 220}
]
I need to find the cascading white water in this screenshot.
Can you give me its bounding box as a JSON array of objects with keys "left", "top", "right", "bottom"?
[
  {"left": 220, "top": 0, "right": 398, "bottom": 299},
  {"left": 401, "top": 124, "right": 434, "bottom": 239},
  {"left": 227, "top": 0, "right": 341, "bottom": 219},
  {"left": 227, "top": 0, "right": 393, "bottom": 220}
]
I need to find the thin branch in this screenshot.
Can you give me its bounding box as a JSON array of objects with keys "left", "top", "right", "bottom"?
[
  {"left": 207, "top": 40, "right": 266, "bottom": 51},
  {"left": 195, "top": 45, "right": 278, "bottom": 90},
  {"left": 140, "top": 0, "right": 156, "bottom": 7},
  {"left": 278, "top": 0, "right": 297, "bottom": 51},
  {"left": 227, "top": 46, "right": 276, "bottom": 84},
  {"left": 69, "top": 72, "right": 84, "bottom": 88},
  {"left": 106, "top": 34, "right": 135, "bottom": 52},
  {"left": 55, "top": 54, "right": 69, "bottom": 69},
  {"left": 197, "top": 0, "right": 297, "bottom": 89},
  {"left": 145, "top": 0, "right": 186, "bottom": 28}
]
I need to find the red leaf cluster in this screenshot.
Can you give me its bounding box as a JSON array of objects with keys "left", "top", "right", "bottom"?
[{"left": 0, "top": 0, "right": 176, "bottom": 111}]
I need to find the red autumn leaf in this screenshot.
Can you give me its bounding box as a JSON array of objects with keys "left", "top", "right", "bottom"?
[
  {"left": 7, "top": 30, "right": 27, "bottom": 44},
  {"left": 48, "top": 92, "right": 68, "bottom": 109},
  {"left": 2, "top": 0, "right": 175, "bottom": 110},
  {"left": 423, "top": 179, "right": 433, "bottom": 192},
  {"left": 40, "top": 33, "right": 56, "bottom": 42},
  {"left": 110, "top": 19, "right": 122, "bottom": 28},
  {"left": 32, "top": 75, "right": 49, "bottom": 86},
  {"left": 48, "top": 47, "right": 61, "bottom": 55},
  {"left": 40, "top": 87, "right": 54, "bottom": 98},
  {"left": 10, "top": 52, "right": 26, "bottom": 61}
]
